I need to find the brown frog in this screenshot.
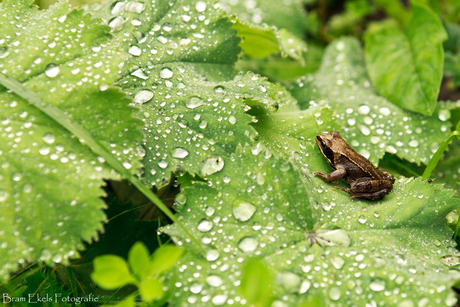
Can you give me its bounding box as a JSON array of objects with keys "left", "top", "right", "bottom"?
[{"left": 314, "top": 131, "right": 395, "bottom": 200}]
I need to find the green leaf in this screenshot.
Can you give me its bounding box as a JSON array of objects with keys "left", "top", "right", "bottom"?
[
  {"left": 0, "top": 0, "right": 142, "bottom": 280},
  {"left": 90, "top": 0, "right": 292, "bottom": 187},
  {"left": 149, "top": 245, "right": 183, "bottom": 276},
  {"left": 372, "top": 0, "right": 411, "bottom": 27},
  {"left": 91, "top": 255, "right": 136, "bottom": 289},
  {"left": 163, "top": 145, "right": 460, "bottom": 306},
  {"left": 364, "top": 3, "right": 448, "bottom": 116},
  {"left": 138, "top": 278, "right": 164, "bottom": 303},
  {"left": 112, "top": 295, "right": 136, "bottom": 307},
  {"left": 240, "top": 259, "right": 275, "bottom": 307},
  {"left": 219, "top": 0, "right": 308, "bottom": 38},
  {"left": 289, "top": 37, "right": 450, "bottom": 165},
  {"left": 326, "top": 0, "right": 375, "bottom": 37},
  {"left": 128, "top": 242, "right": 151, "bottom": 280},
  {"left": 231, "top": 20, "right": 307, "bottom": 63}
]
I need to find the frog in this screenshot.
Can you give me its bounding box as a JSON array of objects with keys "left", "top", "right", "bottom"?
[{"left": 314, "top": 131, "right": 395, "bottom": 200}]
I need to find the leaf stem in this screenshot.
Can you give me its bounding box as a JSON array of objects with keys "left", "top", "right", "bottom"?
[
  {"left": 0, "top": 73, "right": 205, "bottom": 254},
  {"left": 422, "top": 130, "right": 460, "bottom": 180}
]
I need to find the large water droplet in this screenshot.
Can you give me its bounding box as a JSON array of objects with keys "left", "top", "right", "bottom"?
[
  {"left": 128, "top": 45, "right": 142, "bottom": 56},
  {"left": 0, "top": 190, "right": 8, "bottom": 202},
  {"left": 195, "top": 1, "right": 207, "bottom": 12},
  {"left": 238, "top": 237, "right": 258, "bottom": 252},
  {"left": 233, "top": 202, "right": 256, "bottom": 222},
  {"left": 159, "top": 67, "right": 173, "bottom": 79},
  {"left": 206, "top": 249, "right": 220, "bottom": 261},
  {"left": 369, "top": 278, "right": 385, "bottom": 291},
  {"left": 197, "top": 219, "right": 213, "bottom": 232},
  {"left": 42, "top": 132, "right": 56, "bottom": 144},
  {"left": 45, "top": 64, "right": 60, "bottom": 78},
  {"left": 172, "top": 147, "right": 189, "bottom": 159},
  {"left": 186, "top": 97, "right": 206, "bottom": 109},
  {"left": 330, "top": 256, "right": 345, "bottom": 269},
  {"left": 275, "top": 272, "right": 301, "bottom": 292},
  {"left": 108, "top": 16, "right": 124, "bottom": 32},
  {"left": 190, "top": 283, "right": 203, "bottom": 293},
  {"left": 211, "top": 294, "right": 227, "bottom": 306},
  {"left": 158, "top": 160, "right": 168, "bottom": 169},
  {"left": 299, "top": 280, "right": 311, "bottom": 294},
  {"left": 206, "top": 275, "right": 223, "bottom": 287},
  {"left": 201, "top": 155, "right": 224, "bottom": 176},
  {"left": 134, "top": 90, "right": 154, "bottom": 104},
  {"left": 328, "top": 287, "right": 341, "bottom": 301}
]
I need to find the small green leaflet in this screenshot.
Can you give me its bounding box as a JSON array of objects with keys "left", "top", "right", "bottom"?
[
  {"left": 289, "top": 37, "right": 450, "bottom": 165},
  {"left": 0, "top": 0, "right": 142, "bottom": 280},
  {"left": 163, "top": 145, "right": 460, "bottom": 306},
  {"left": 91, "top": 0, "right": 293, "bottom": 187},
  {"left": 364, "top": 2, "right": 447, "bottom": 116}
]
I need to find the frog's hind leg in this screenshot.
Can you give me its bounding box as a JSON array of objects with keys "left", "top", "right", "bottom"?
[{"left": 348, "top": 189, "right": 392, "bottom": 200}]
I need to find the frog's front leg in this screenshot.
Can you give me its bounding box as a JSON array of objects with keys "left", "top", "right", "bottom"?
[{"left": 314, "top": 166, "right": 347, "bottom": 183}]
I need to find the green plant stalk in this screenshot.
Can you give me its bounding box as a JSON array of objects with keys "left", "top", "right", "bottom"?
[
  {"left": 422, "top": 130, "right": 460, "bottom": 180},
  {"left": 66, "top": 266, "right": 79, "bottom": 300},
  {"left": 0, "top": 73, "right": 205, "bottom": 254}
]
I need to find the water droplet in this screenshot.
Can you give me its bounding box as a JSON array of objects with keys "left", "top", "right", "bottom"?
[
  {"left": 108, "top": 16, "right": 124, "bottom": 32},
  {"left": 128, "top": 45, "right": 141, "bottom": 56},
  {"left": 328, "top": 286, "right": 341, "bottom": 301},
  {"left": 186, "top": 96, "right": 206, "bottom": 109},
  {"left": 11, "top": 172, "right": 22, "bottom": 181},
  {"left": 299, "top": 280, "right": 311, "bottom": 294},
  {"left": 206, "top": 275, "right": 223, "bottom": 287},
  {"left": 134, "top": 90, "right": 154, "bottom": 104},
  {"left": 331, "top": 256, "right": 345, "bottom": 269},
  {"left": 358, "top": 216, "right": 367, "bottom": 224},
  {"left": 0, "top": 190, "right": 8, "bottom": 202},
  {"left": 201, "top": 155, "right": 224, "bottom": 176},
  {"left": 195, "top": 1, "right": 207, "bottom": 12},
  {"left": 214, "top": 86, "right": 226, "bottom": 95},
  {"left": 358, "top": 105, "right": 370, "bottom": 115},
  {"left": 438, "top": 109, "right": 451, "bottom": 121},
  {"left": 190, "top": 283, "right": 203, "bottom": 293},
  {"left": 369, "top": 278, "right": 385, "bottom": 291},
  {"left": 22, "top": 184, "right": 32, "bottom": 193},
  {"left": 395, "top": 299, "right": 414, "bottom": 307},
  {"left": 199, "top": 120, "right": 208, "bottom": 129},
  {"left": 206, "top": 249, "right": 220, "bottom": 261},
  {"left": 359, "top": 124, "right": 370, "bottom": 136},
  {"left": 172, "top": 147, "right": 189, "bottom": 159},
  {"left": 111, "top": 1, "right": 125, "bottom": 14},
  {"left": 275, "top": 272, "right": 301, "bottom": 292},
  {"left": 409, "top": 140, "right": 419, "bottom": 147},
  {"left": 45, "top": 64, "right": 60, "bottom": 78},
  {"left": 125, "top": 1, "right": 145, "bottom": 13},
  {"left": 159, "top": 67, "right": 173, "bottom": 79},
  {"left": 233, "top": 202, "right": 256, "bottom": 222},
  {"left": 379, "top": 107, "right": 391, "bottom": 116},
  {"left": 238, "top": 237, "right": 258, "bottom": 252},
  {"left": 197, "top": 219, "right": 213, "bottom": 232},
  {"left": 211, "top": 294, "right": 227, "bottom": 306},
  {"left": 158, "top": 160, "right": 168, "bottom": 169},
  {"left": 42, "top": 132, "right": 55, "bottom": 144},
  {"left": 228, "top": 116, "right": 237, "bottom": 124},
  {"left": 175, "top": 194, "right": 186, "bottom": 205}
]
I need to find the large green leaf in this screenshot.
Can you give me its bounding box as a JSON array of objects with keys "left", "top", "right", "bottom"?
[
  {"left": 163, "top": 145, "right": 460, "bottom": 306},
  {"left": 364, "top": 3, "right": 447, "bottom": 116},
  {"left": 0, "top": 0, "right": 142, "bottom": 280},
  {"left": 91, "top": 0, "right": 293, "bottom": 187},
  {"left": 289, "top": 37, "right": 450, "bottom": 165},
  {"left": 219, "top": 0, "right": 307, "bottom": 38}
]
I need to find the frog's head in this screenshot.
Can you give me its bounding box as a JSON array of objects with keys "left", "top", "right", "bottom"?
[{"left": 315, "top": 132, "right": 341, "bottom": 166}]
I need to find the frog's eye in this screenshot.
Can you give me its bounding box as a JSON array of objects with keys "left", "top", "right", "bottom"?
[{"left": 317, "top": 138, "right": 335, "bottom": 164}]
